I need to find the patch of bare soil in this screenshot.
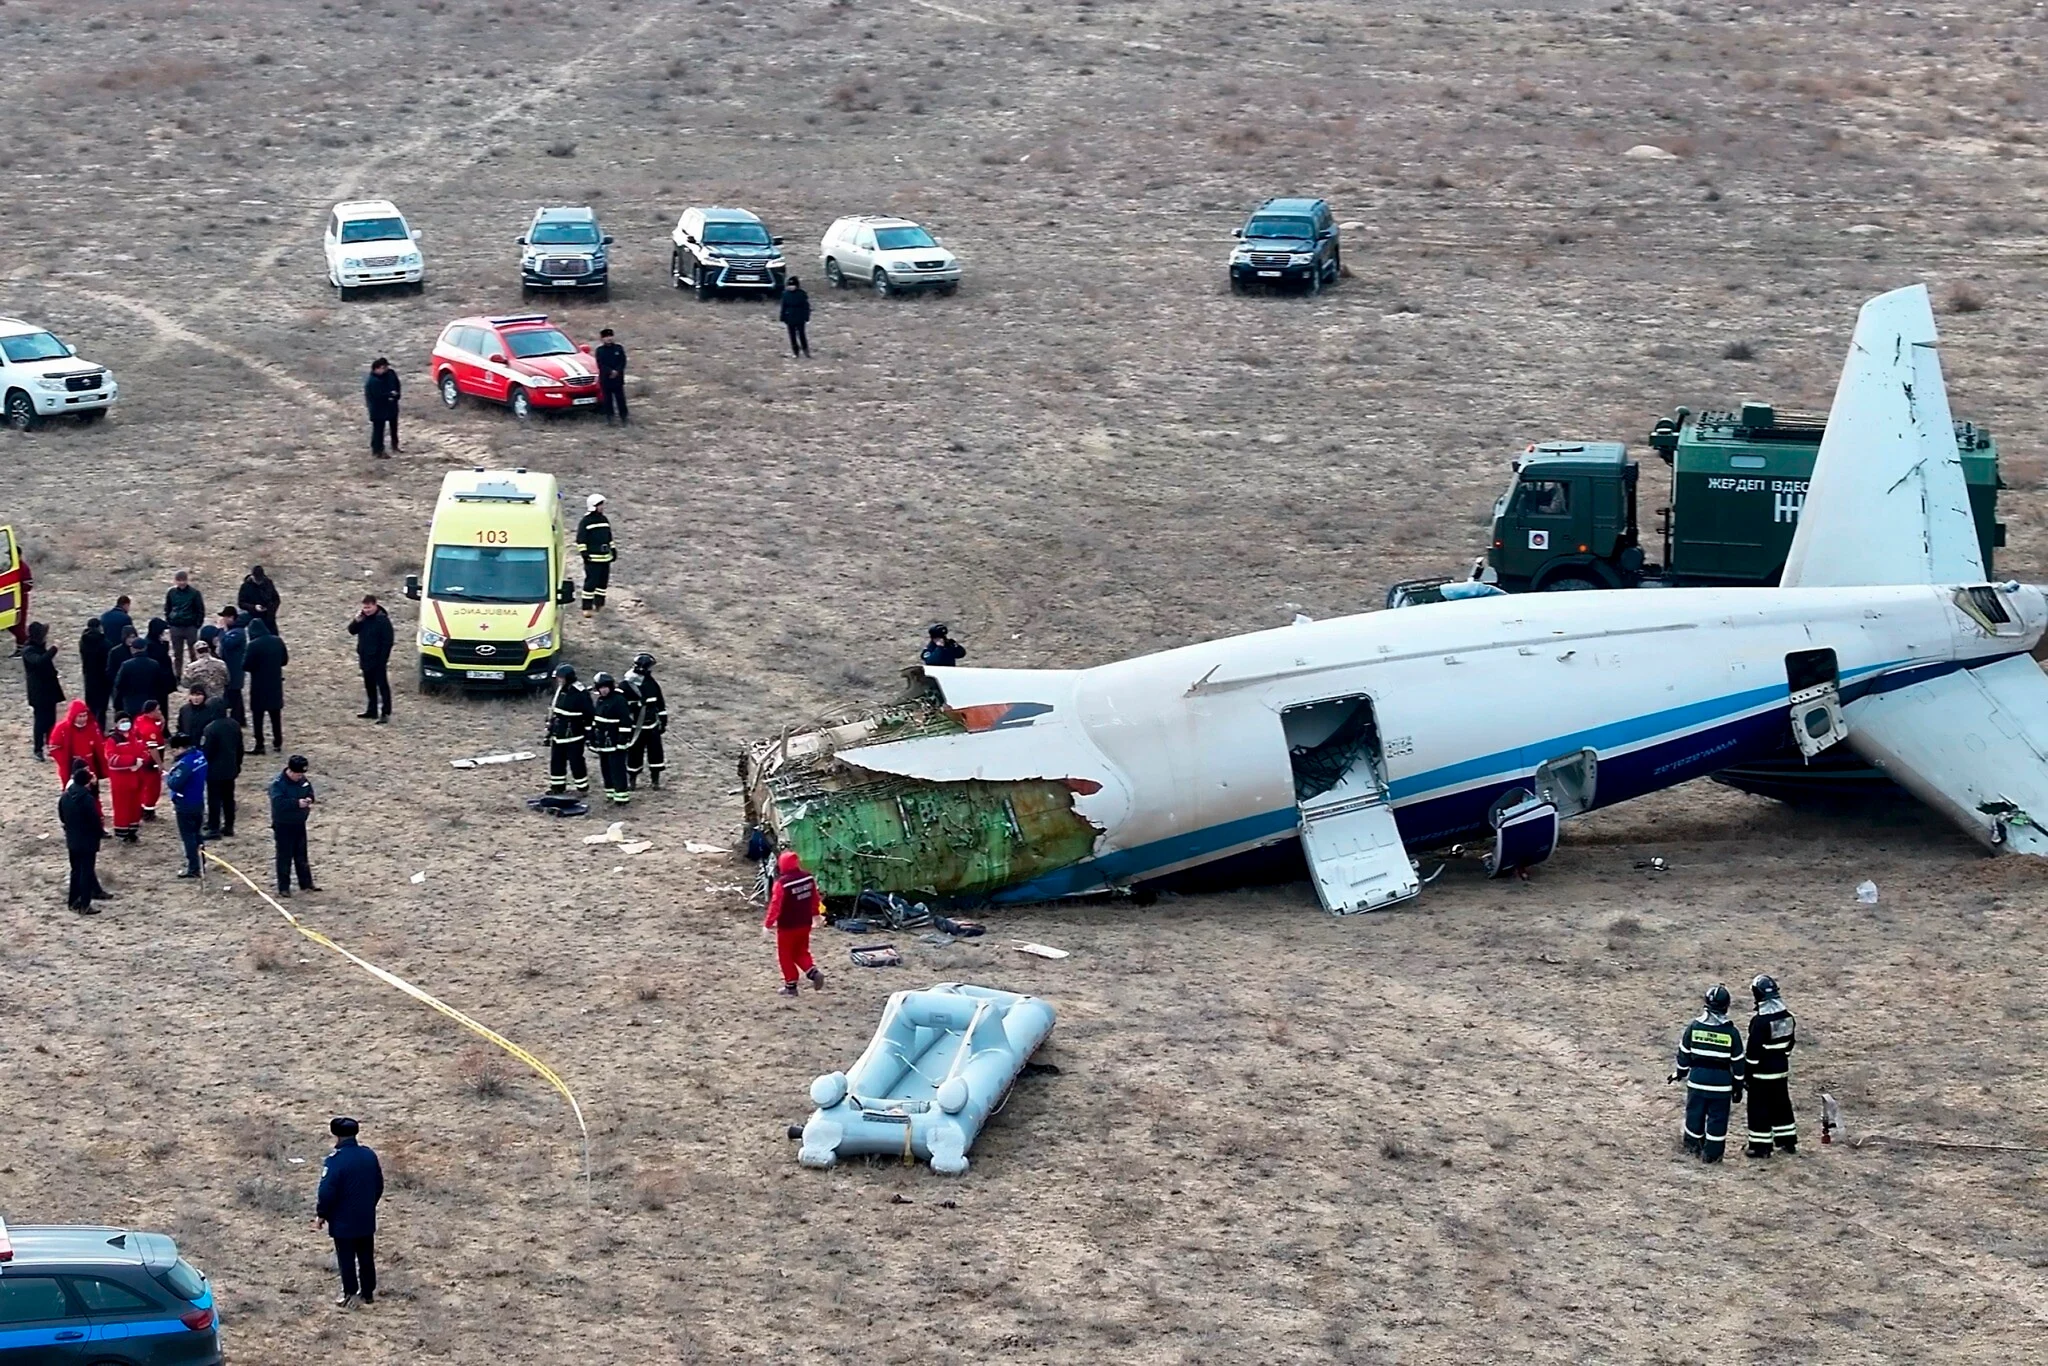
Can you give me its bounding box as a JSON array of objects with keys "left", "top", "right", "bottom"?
[{"left": 3, "top": 0, "right": 2046, "bottom": 1361}]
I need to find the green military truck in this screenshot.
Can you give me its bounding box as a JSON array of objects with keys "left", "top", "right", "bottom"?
[
  {"left": 1479, "top": 401, "right": 2003, "bottom": 592},
  {"left": 1389, "top": 402, "right": 2008, "bottom": 801}
]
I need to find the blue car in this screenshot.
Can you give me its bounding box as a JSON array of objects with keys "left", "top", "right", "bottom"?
[{"left": 0, "top": 1219, "right": 223, "bottom": 1365}]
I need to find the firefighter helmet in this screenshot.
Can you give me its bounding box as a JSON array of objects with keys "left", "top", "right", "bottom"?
[
  {"left": 1703, "top": 983, "right": 1732, "bottom": 1014},
  {"left": 592, "top": 671, "right": 615, "bottom": 689},
  {"left": 633, "top": 652, "right": 655, "bottom": 671},
  {"left": 554, "top": 663, "right": 576, "bottom": 681},
  {"left": 1751, "top": 974, "right": 1781, "bottom": 1004}
]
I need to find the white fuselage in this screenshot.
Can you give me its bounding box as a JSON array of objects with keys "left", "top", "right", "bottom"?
[{"left": 897, "top": 584, "right": 2044, "bottom": 900}]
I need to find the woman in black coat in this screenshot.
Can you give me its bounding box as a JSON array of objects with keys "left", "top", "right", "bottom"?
[
  {"left": 144, "top": 617, "right": 176, "bottom": 718},
  {"left": 243, "top": 617, "right": 289, "bottom": 755},
  {"left": 58, "top": 759, "right": 109, "bottom": 913},
  {"left": 78, "top": 617, "right": 112, "bottom": 728},
  {"left": 23, "top": 621, "right": 64, "bottom": 760}
]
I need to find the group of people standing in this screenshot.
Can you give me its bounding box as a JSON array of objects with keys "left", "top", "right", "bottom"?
[
  {"left": 1670, "top": 976, "right": 1800, "bottom": 1163},
  {"left": 27, "top": 566, "right": 318, "bottom": 911},
  {"left": 543, "top": 653, "right": 667, "bottom": 807}
]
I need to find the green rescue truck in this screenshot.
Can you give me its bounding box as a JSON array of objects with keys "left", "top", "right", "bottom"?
[{"left": 1481, "top": 402, "right": 2003, "bottom": 591}]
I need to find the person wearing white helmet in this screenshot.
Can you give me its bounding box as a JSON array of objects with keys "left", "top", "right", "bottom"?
[{"left": 574, "top": 493, "right": 615, "bottom": 619}]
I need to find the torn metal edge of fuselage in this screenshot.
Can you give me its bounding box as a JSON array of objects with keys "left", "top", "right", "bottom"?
[{"left": 741, "top": 673, "right": 1112, "bottom": 901}]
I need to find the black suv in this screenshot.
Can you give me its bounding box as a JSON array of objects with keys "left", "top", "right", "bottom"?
[
  {"left": 1228, "top": 197, "right": 1340, "bottom": 294},
  {"left": 0, "top": 1219, "right": 223, "bottom": 1364}
]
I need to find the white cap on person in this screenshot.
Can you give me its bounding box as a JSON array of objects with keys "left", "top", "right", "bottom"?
[{"left": 587, "top": 493, "right": 606, "bottom": 510}]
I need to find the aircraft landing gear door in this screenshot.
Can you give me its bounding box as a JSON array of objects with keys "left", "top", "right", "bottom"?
[
  {"left": 1786, "top": 648, "right": 1847, "bottom": 759},
  {"left": 1284, "top": 696, "right": 1418, "bottom": 915}
]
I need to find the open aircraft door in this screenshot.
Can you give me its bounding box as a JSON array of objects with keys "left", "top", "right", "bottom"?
[
  {"left": 0, "top": 526, "right": 22, "bottom": 642},
  {"left": 1284, "top": 696, "right": 1419, "bottom": 914}
]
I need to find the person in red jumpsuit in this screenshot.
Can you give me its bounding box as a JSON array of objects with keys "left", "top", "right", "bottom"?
[
  {"left": 103, "top": 715, "right": 151, "bottom": 842},
  {"left": 49, "top": 699, "right": 107, "bottom": 827},
  {"left": 132, "top": 700, "right": 167, "bottom": 822},
  {"left": 48, "top": 699, "right": 106, "bottom": 796},
  {"left": 763, "top": 850, "right": 827, "bottom": 997}
]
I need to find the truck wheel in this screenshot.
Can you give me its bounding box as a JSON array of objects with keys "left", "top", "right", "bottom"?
[
  {"left": 4, "top": 390, "right": 37, "bottom": 431},
  {"left": 1541, "top": 576, "right": 1601, "bottom": 592},
  {"left": 439, "top": 373, "right": 461, "bottom": 409},
  {"left": 824, "top": 258, "right": 844, "bottom": 289},
  {"left": 694, "top": 267, "right": 715, "bottom": 301},
  {"left": 1229, "top": 274, "right": 1246, "bottom": 295},
  {"left": 521, "top": 284, "right": 535, "bottom": 300},
  {"left": 509, "top": 387, "right": 532, "bottom": 421},
  {"left": 671, "top": 252, "right": 687, "bottom": 289},
  {"left": 1306, "top": 265, "right": 1322, "bottom": 296},
  {"left": 872, "top": 268, "right": 893, "bottom": 297}
]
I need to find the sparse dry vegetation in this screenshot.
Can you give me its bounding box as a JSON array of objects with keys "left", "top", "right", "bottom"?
[{"left": 4, "top": 1, "right": 2047, "bottom": 1363}]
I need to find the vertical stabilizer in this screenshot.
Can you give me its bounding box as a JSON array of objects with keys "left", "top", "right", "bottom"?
[{"left": 1780, "top": 284, "right": 1984, "bottom": 588}]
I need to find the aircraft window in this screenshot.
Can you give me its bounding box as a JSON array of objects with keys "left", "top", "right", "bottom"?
[
  {"left": 1955, "top": 586, "right": 2022, "bottom": 636},
  {"left": 1512, "top": 479, "right": 1571, "bottom": 517}
]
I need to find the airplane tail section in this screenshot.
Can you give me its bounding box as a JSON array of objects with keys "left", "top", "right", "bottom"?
[{"left": 1781, "top": 283, "right": 1985, "bottom": 589}]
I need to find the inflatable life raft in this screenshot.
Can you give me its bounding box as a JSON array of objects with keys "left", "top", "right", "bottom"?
[{"left": 799, "top": 983, "right": 1055, "bottom": 1175}]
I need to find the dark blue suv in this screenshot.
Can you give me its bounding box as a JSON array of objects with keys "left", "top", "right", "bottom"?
[
  {"left": 0, "top": 1221, "right": 222, "bottom": 1365},
  {"left": 1228, "top": 196, "right": 1341, "bottom": 294}
]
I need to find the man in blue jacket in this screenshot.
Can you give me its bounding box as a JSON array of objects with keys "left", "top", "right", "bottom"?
[
  {"left": 315, "top": 1115, "right": 385, "bottom": 1308},
  {"left": 202, "top": 606, "right": 249, "bottom": 729},
  {"left": 269, "top": 753, "right": 317, "bottom": 895},
  {"left": 166, "top": 733, "right": 209, "bottom": 878}
]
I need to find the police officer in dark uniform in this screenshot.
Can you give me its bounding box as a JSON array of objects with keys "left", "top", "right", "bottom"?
[
  {"left": 545, "top": 663, "right": 593, "bottom": 796},
  {"left": 1744, "top": 974, "right": 1798, "bottom": 1157},
  {"left": 594, "top": 328, "right": 628, "bottom": 426},
  {"left": 575, "top": 494, "right": 614, "bottom": 618},
  {"left": 622, "top": 651, "right": 667, "bottom": 790},
  {"left": 588, "top": 672, "right": 635, "bottom": 805},
  {"left": 1670, "top": 984, "right": 1745, "bottom": 1163},
  {"left": 921, "top": 623, "right": 966, "bottom": 668}
]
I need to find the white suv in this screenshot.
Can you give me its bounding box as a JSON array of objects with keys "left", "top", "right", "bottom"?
[
  {"left": 819, "top": 216, "right": 961, "bottom": 296},
  {"left": 0, "top": 317, "right": 118, "bottom": 430},
  {"left": 324, "top": 199, "right": 425, "bottom": 299}
]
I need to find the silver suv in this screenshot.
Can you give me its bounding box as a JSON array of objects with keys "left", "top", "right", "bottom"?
[
  {"left": 819, "top": 215, "right": 961, "bottom": 296},
  {"left": 670, "top": 206, "right": 786, "bottom": 299},
  {"left": 518, "top": 206, "right": 612, "bottom": 299}
]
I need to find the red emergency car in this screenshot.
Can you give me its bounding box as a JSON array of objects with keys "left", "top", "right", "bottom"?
[{"left": 430, "top": 314, "right": 603, "bottom": 420}]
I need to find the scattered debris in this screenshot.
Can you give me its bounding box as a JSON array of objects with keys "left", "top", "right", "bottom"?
[
  {"left": 1855, "top": 879, "right": 1879, "bottom": 905},
  {"left": 1844, "top": 223, "right": 1892, "bottom": 236},
  {"left": 286, "top": 1156, "right": 306, "bottom": 1165},
  {"left": 584, "top": 822, "right": 628, "bottom": 845},
  {"left": 918, "top": 932, "right": 956, "bottom": 947},
  {"left": 850, "top": 943, "right": 903, "bottom": 967},
  {"left": 618, "top": 841, "right": 653, "bottom": 856},
  {"left": 451, "top": 750, "right": 537, "bottom": 770},
  {"left": 933, "top": 916, "right": 985, "bottom": 938},
  {"left": 409, "top": 871, "right": 427, "bottom": 885},
  {"left": 1013, "top": 941, "right": 1069, "bottom": 960},
  {"left": 1821, "top": 1092, "right": 1840, "bottom": 1144},
  {"left": 526, "top": 795, "right": 588, "bottom": 818},
  {"left": 1633, "top": 857, "right": 1669, "bottom": 872},
  {"left": 684, "top": 840, "right": 726, "bottom": 854},
  {"left": 1624, "top": 143, "right": 1679, "bottom": 160}
]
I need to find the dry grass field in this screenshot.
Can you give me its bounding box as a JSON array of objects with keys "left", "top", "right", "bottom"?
[{"left": 3, "top": 0, "right": 2047, "bottom": 1361}]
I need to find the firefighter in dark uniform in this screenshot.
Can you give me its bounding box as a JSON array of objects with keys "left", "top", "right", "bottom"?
[
  {"left": 1744, "top": 974, "right": 1798, "bottom": 1156},
  {"left": 1669, "top": 983, "right": 1745, "bottom": 1163},
  {"left": 588, "top": 672, "right": 634, "bottom": 805},
  {"left": 545, "top": 663, "right": 593, "bottom": 795},
  {"left": 575, "top": 494, "right": 614, "bottom": 618},
  {"left": 622, "top": 651, "right": 667, "bottom": 790}
]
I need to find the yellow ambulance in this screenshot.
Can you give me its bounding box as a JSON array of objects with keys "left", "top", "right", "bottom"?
[{"left": 404, "top": 468, "right": 574, "bottom": 692}]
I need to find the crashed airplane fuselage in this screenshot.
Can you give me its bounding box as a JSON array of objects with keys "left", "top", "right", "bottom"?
[{"left": 744, "top": 285, "right": 2048, "bottom": 910}]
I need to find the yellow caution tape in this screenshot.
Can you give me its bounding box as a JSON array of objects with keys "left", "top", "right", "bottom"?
[{"left": 202, "top": 849, "right": 590, "bottom": 1183}]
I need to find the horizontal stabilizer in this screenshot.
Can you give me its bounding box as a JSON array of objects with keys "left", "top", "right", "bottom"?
[
  {"left": 1844, "top": 655, "right": 2048, "bottom": 854},
  {"left": 1782, "top": 283, "right": 1984, "bottom": 589}
]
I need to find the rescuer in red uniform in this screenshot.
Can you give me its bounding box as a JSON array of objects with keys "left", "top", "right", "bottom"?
[
  {"left": 103, "top": 715, "right": 151, "bottom": 842},
  {"left": 132, "top": 701, "right": 167, "bottom": 821},
  {"left": 763, "top": 850, "right": 827, "bottom": 997},
  {"left": 49, "top": 699, "right": 105, "bottom": 791}
]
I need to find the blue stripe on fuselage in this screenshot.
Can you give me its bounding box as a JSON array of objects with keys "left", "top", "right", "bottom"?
[{"left": 992, "top": 654, "right": 2022, "bottom": 902}]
